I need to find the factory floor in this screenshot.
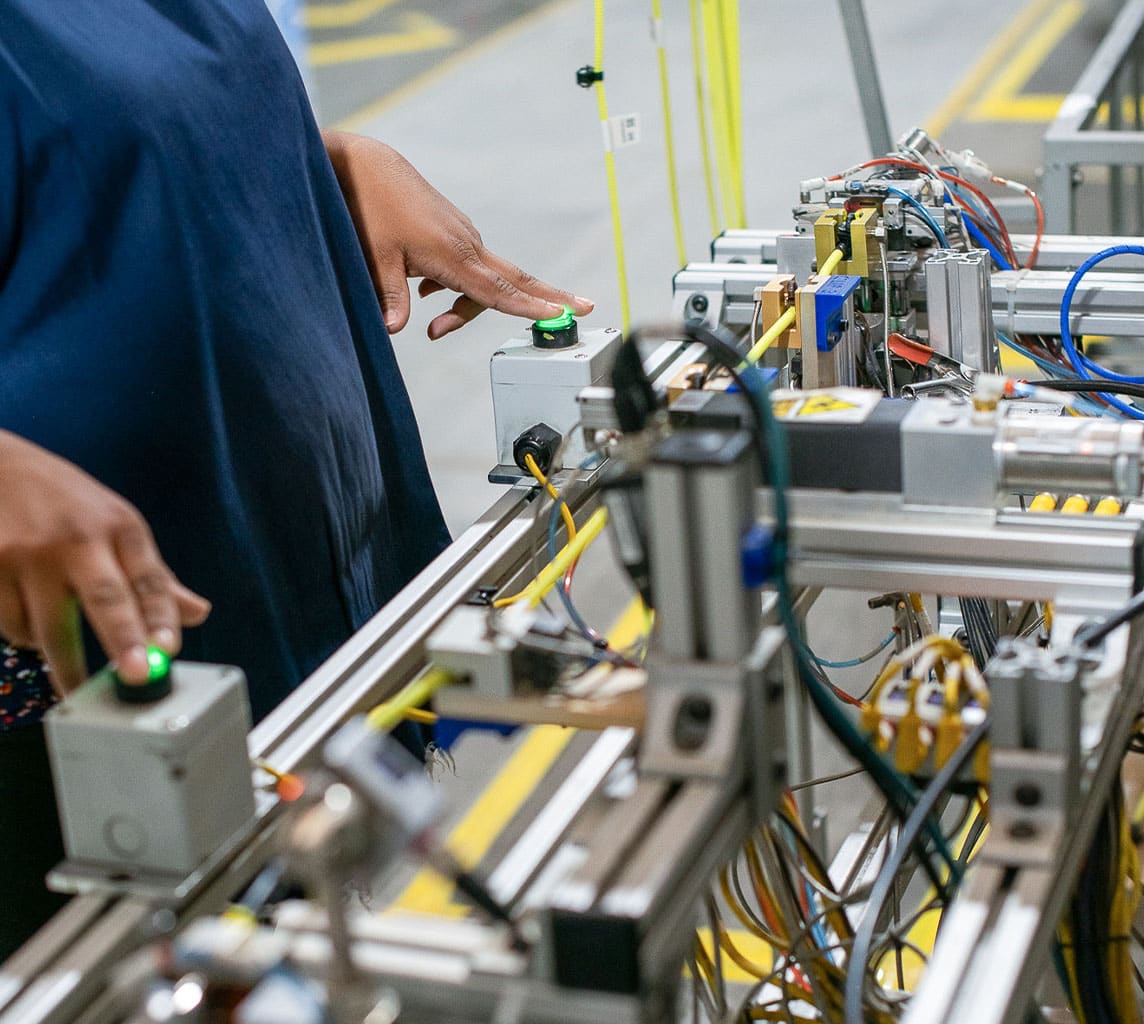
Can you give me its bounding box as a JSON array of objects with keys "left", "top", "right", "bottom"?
[{"left": 289, "top": 0, "right": 1110, "bottom": 932}]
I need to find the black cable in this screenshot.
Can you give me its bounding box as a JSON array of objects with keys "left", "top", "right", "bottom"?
[
  {"left": 843, "top": 718, "right": 988, "bottom": 1024},
  {"left": 1069, "top": 797, "right": 1118, "bottom": 1024},
  {"left": 959, "top": 597, "right": 997, "bottom": 671},
  {"left": 1075, "top": 590, "right": 1144, "bottom": 648},
  {"left": 1036, "top": 377, "right": 1144, "bottom": 401}
]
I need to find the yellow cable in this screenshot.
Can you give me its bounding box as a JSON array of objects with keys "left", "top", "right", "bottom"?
[
  {"left": 523, "top": 453, "right": 577, "bottom": 542},
  {"left": 365, "top": 667, "right": 454, "bottom": 733},
  {"left": 592, "top": 0, "right": 631, "bottom": 333},
  {"left": 688, "top": 0, "right": 721, "bottom": 235},
  {"left": 745, "top": 306, "right": 796, "bottom": 365},
  {"left": 494, "top": 507, "right": 609, "bottom": 609},
  {"left": 716, "top": 922, "right": 769, "bottom": 979},
  {"left": 744, "top": 248, "right": 843, "bottom": 365},
  {"left": 651, "top": 0, "right": 687, "bottom": 267},
  {"left": 402, "top": 707, "right": 438, "bottom": 725},
  {"left": 817, "top": 246, "right": 845, "bottom": 277},
  {"left": 524, "top": 506, "right": 608, "bottom": 607}
]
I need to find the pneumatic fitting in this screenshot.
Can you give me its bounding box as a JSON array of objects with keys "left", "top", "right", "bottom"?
[{"left": 513, "top": 422, "right": 562, "bottom": 476}]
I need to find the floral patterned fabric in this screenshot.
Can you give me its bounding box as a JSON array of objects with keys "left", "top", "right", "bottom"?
[{"left": 0, "top": 646, "right": 55, "bottom": 732}]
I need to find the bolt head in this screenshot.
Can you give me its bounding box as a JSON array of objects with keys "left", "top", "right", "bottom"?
[{"left": 1009, "top": 820, "right": 1038, "bottom": 841}]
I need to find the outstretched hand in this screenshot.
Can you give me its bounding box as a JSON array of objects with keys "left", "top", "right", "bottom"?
[{"left": 324, "top": 130, "right": 594, "bottom": 339}]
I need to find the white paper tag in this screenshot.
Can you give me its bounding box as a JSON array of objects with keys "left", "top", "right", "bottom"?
[{"left": 605, "top": 113, "right": 641, "bottom": 151}]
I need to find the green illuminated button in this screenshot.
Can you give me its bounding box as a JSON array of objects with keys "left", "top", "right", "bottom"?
[
  {"left": 114, "top": 644, "right": 173, "bottom": 704},
  {"left": 531, "top": 305, "right": 579, "bottom": 349}
]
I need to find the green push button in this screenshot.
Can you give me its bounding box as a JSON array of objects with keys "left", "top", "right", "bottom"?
[
  {"left": 531, "top": 305, "right": 579, "bottom": 349},
  {"left": 114, "top": 644, "right": 173, "bottom": 704}
]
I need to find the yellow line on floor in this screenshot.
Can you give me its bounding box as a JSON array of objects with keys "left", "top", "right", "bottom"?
[
  {"left": 390, "top": 592, "right": 649, "bottom": 917},
  {"left": 308, "top": 12, "right": 456, "bottom": 67},
  {"left": 969, "top": 0, "right": 1085, "bottom": 123},
  {"left": 301, "top": 0, "right": 399, "bottom": 30},
  {"left": 392, "top": 723, "right": 574, "bottom": 916},
  {"left": 924, "top": 0, "right": 1059, "bottom": 138},
  {"left": 333, "top": 0, "right": 574, "bottom": 130}
]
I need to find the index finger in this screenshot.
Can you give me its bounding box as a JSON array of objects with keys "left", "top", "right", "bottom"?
[
  {"left": 427, "top": 247, "right": 566, "bottom": 323},
  {"left": 481, "top": 252, "right": 594, "bottom": 316},
  {"left": 66, "top": 545, "right": 152, "bottom": 684}
]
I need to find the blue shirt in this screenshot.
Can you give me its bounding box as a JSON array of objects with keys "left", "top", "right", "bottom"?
[{"left": 0, "top": 1, "right": 450, "bottom": 723}]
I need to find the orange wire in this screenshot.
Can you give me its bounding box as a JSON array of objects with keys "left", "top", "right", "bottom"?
[{"left": 833, "top": 157, "right": 1020, "bottom": 266}]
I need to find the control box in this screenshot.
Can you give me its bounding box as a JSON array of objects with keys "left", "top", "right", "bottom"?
[
  {"left": 45, "top": 661, "right": 255, "bottom": 878},
  {"left": 490, "top": 326, "right": 623, "bottom": 478}
]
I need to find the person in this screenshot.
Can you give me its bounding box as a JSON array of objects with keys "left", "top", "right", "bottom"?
[{"left": 0, "top": 1, "right": 592, "bottom": 960}]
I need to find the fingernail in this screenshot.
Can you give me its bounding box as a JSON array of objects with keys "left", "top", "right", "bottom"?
[
  {"left": 151, "top": 627, "right": 176, "bottom": 653},
  {"left": 384, "top": 312, "right": 399, "bottom": 329},
  {"left": 573, "top": 295, "right": 595, "bottom": 309}
]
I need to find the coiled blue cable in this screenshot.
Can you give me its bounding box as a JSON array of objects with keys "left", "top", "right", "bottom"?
[{"left": 1058, "top": 244, "right": 1144, "bottom": 420}]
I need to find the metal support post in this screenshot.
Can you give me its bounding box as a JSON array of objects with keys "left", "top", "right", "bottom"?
[{"left": 836, "top": 0, "right": 894, "bottom": 158}]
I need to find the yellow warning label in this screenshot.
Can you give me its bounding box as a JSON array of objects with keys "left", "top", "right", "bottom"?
[
  {"left": 767, "top": 387, "right": 881, "bottom": 424},
  {"left": 796, "top": 394, "right": 858, "bottom": 417}
]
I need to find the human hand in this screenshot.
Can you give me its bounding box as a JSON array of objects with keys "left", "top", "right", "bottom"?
[
  {"left": 323, "top": 130, "right": 594, "bottom": 339},
  {"left": 0, "top": 432, "right": 211, "bottom": 694}
]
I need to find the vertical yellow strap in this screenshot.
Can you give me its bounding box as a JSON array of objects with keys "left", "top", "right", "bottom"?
[
  {"left": 688, "top": 0, "right": 721, "bottom": 236},
  {"left": 718, "top": 0, "right": 745, "bottom": 227},
  {"left": 701, "top": 0, "right": 734, "bottom": 230},
  {"left": 651, "top": 0, "right": 687, "bottom": 267},
  {"left": 592, "top": 0, "right": 631, "bottom": 333}
]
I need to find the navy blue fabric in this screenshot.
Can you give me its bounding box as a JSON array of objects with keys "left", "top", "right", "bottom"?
[{"left": 0, "top": 1, "right": 450, "bottom": 721}]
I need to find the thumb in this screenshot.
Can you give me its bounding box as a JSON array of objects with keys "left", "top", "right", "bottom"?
[{"left": 375, "top": 262, "right": 411, "bottom": 334}]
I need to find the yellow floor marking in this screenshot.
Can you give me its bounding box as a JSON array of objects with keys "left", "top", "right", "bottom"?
[
  {"left": 391, "top": 724, "right": 574, "bottom": 916},
  {"left": 968, "top": 0, "right": 1086, "bottom": 124},
  {"left": 925, "top": 0, "right": 1059, "bottom": 137},
  {"left": 301, "top": 0, "right": 399, "bottom": 30},
  {"left": 389, "top": 594, "right": 648, "bottom": 917},
  {"left": 877, "top": 817, "right": 990, "bottom": 991},
  {"left": 694, "top": 927, "right": 774, "bottom": 985},
  {"left": 333, "top": 0, "right": 573, "bottom": 130},
  {"left": 308, "top": 12, "right": 456, "bottom": 67}
]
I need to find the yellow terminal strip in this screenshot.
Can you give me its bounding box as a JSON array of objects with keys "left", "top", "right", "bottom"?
[
  {"left": 1028, "top": 492, "right": 1057, "bottom": 512},
  {"left": 1060, "top": 494, "right": 1089, "bottom": 514},
  {"left": 1095, "top": 496, "right": 1123, "bottom": 516}
]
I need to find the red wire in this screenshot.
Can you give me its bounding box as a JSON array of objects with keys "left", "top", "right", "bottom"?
[
  {"left": 1024, "top": 188, "right": 1045, "bottom": 269},
  {"left": 839, "top": 157, "right": 1021, "bottom": 267}
]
